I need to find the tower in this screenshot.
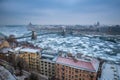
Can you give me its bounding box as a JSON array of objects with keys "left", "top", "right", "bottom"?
[
  {"left": 31, "top": 31, "right": 37, "bottom": 40},
  {"left": 28, "top": 22, "right": 37, "bottom": 40},
  {"left": 96, "top": 21, "right": 100, "bottom": 26}
]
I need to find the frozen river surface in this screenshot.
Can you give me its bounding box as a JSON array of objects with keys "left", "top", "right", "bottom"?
[{"left": 0, "top": 25, "right": 120, "bottom": 62}]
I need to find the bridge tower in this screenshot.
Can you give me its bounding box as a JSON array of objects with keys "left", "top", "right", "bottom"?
[
  {"left": 61, "top": 26, "right": 66, "bottom": 36},
  {"left": 31, "top": 31, "right": 37, "bottom": 40},
  {"left": 28, "top": 22, "right": 37, "bottom": 40}
]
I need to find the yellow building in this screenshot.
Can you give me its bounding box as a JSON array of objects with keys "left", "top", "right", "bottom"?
[
  {"left": 19, "top": 48, "right": 41, "bottom": 72},
  {"left": 0, "top": 40, "right": 10, "bottom": 49},
  {"left": 0, "top": 47, "right": 11, "bottom": 61}
]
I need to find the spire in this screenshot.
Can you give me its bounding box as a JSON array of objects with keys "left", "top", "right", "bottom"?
[
  {"left": 27, "top": 22, "right": 34, "bottom": 31},
  {"left": 96, "top": 21, "right": 100, "bottom": 26},
  {"left": 28, "top": 22, "right": 33, "bottom": 27}
]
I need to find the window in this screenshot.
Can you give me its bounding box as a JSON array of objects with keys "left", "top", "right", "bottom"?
[
  {"left": 72, "top": 76, "right": 74, "bottom": 79},
  {"left": 75, "top": 70, "right": 78, "bottom": 73},
  {"left": 62, "top": 68, "right": 64, "bottom": 71},
  {"left": 69, "top": 67, "right": 71, "bottom": 70},
  {"left": 75, "top": 75, "right": 78, "bottom": 78},
  {"left": 69, "top": 75, "right": 71, "bottom": 78}
]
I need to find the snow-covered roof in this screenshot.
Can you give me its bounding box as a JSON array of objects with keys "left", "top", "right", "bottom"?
[
  {"left": 91, "top": 58, "right": 100, "bottom": 72},
  {"left": 100, "top": 63, "right": 120, "bottom": 80},
  {"left": 14, "top": 47, "right": 22, "bottom": 51},
  {"left": 0, "top": 66, "right": 16, "bottom": 80},
  {"left": 42, "top": 49, "right": 57, "bottom": 55},
  {"left": 41, "top": 54, "right": 54, "bottom": 58},
  {"left": 0, "top": 48, "right": 11, "bottom": 53},
  {"left": 56, "top": 57, "right": 99, "bottom": 72},
  {"left": 20, "top": 48, "right": 40, "bottom": 53},
  {"left": 8, "top": 47, "right": 22, "bottom": 52}
]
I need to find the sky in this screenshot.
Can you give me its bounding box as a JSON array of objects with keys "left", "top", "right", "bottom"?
[{"left": 0, "top": 0, "right": 120, "bottom": 25}]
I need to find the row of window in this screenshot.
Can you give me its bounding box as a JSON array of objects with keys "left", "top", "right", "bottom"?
[
  {"left": 59, "top": 75, "right": 86, "bottom": 80},
  {"left": 57, "top": 64, "right": 92, "bottom": 74},
  {"left": 41, "top": 71, "right": 55, "bottom": 77}
]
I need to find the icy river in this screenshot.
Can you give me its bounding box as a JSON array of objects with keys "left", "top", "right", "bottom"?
[{"left": 0, "top": 25, "right": 120, "bottom": 63}]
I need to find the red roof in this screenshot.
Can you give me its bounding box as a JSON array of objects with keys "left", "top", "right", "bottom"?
[{"left": 56, "top": 57, "right": 97, "bottom": 72}]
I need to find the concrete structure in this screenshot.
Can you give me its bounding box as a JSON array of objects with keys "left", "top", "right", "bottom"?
[
  {"left": 39, "top": 49, "right": 58, "bottom": 79},
  {"left": 100, "top": 62, "right": 120, "bottom": 80},
  {"left": 18, "top": 48, "right": 41, "bottom": 72},
  {"left": 0, "top": 65, "right": 16, "bottom": 80},
  {"left": 28, "top": 22, "right": 37, "bottom": 40},
  {"left": 0, "top": 39, "right": 10, "bottom": 61},
  {"left": 31, "top": 31, "right": 37, "bottom": 40},
  {"left": 0, "top": 59, "right": 16, "bottom": 80},
  {"left": 0, "top": 48, "right": 12, "bottom": 61},
  {"left": 0, "top": 45, "right": 101, "bottom": 80},
  {"left": 0, "top": 40, "right": 10, "bottom": 49},
  {"left": 55, "top": 56, "right": 99, "bottom": 80}
]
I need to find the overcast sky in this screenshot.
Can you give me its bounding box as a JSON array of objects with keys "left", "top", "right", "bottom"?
[{"left": 0, "top": 0, "right": 120, "bottom": 25}]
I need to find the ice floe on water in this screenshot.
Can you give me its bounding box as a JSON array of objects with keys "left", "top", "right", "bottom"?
[{"left": 0, "top": 26, "right": 120, "bottom": 62}]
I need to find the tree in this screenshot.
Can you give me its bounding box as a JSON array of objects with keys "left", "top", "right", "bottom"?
[
  {"left": 17, "top": 60, "right": 23, "bottom": 76},
  {"left": 29, "top": 72, "right": 39, "bottom": 80}
]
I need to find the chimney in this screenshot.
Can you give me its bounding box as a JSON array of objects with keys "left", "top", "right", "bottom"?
[{"left": 72, "top": 56, "right": 78, "bottom": 63}]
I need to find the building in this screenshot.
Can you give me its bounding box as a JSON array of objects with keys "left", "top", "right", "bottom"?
[
  {"left": 0, "top": 39, "right": 10, "bottom": 61},
  {"left": 0, "top": 48, "right": 12, "bottom": 61},
  {"left": 39, "top": 49, "right": 58, "bottom": 79},
  {"left": 0, "top": 59, "right": 15, "bottom": 80},
  {"left": 100, "top": 62, "right": 120, "bottom": 80},
  {"left": 55, "top": 56, "right": 99, "bottom": 80},
  {"left": 0, "top": 40, "right": 10, "bottom": 49},
  {"left": 18, "top": 48, "right": 41, "bottom": 72},
  {"left": 0, "top": 65, "right": 16, "bottom": 80}
]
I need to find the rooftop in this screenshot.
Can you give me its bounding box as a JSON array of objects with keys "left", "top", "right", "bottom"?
[
  {"left": 41, "top": 50, "right": 58, "bottom": 62},
  {"left": 8, "top": 47, "right": 22, "bottom": 53},
  {"left": 40, "top": 49, "right": 58, "bottom": 61},
  {"left": 0, "top": 65, "right": 16, "bottom": 80},
  {"left": 41, "top": 54, "right": 54, "bottom": 59},
  {"left": 0, "top": 47, "right": 11, "bottom": 54},
  {"left": 20, "top": 48, "right": 40, "bottom": 53},
  {"left": 41, "top": 49, "right": 57, "bottom": 55},
  {"left": 56, "top": 57, "right": 99, "bottom": 72},
  {"left": 100, "top": 62, "right": 120, "bottom": 80}
]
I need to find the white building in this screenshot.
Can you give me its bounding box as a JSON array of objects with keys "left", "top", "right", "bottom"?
[{"left": 100, "top": 62, "right": 120, "bottom": 80}]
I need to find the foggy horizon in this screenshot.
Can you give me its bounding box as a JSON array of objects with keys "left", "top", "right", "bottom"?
[{"left": 0, "top": 0, "right": 120, "bottom": 25}]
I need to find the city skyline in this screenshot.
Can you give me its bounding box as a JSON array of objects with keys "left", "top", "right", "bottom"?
[{"left": 0, "top": 0, "right": 120, "bottom": 25}]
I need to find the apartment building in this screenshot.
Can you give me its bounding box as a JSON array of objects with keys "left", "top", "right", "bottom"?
[
  {"left": 0, "top": 40, "right": 10, "bottom": 49},
  {"left": 0, "top": 39, "right": 10, "bottom": 61},
  {"left": 0, "top": 48, "right": 12, "bottom": 61},
  {"left": 39, "top": 49, "right": 58, "bottom": 79},
  {"left": 55, "top": 56, "right": 100, "bottom": 80},
  {"left": 18, "top": 48, "right": 41, "bottom": 71},
  {"left": 100, "top": 62, "right": 120, "bottom": 80}
]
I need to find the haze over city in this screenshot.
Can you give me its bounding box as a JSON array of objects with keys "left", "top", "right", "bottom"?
[
  {"left": 0, "top": 0, "right": 120, "bottom": 80},
  {"left": 0, "top": 0, "right": 120, "bottom": 25}
]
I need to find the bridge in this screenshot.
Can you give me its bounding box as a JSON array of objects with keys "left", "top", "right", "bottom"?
[
  {"left": 15, "top": 23, "right": 66, "bottom": 40},
  {"left": 1, "top": 23, "right": 120, "bottom": 41}
]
